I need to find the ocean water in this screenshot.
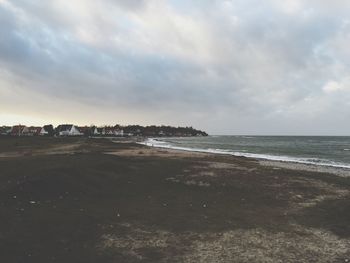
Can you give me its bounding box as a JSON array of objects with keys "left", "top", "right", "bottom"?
[{"left": 141, "top": 136, "right": 350, "bottom": 169}]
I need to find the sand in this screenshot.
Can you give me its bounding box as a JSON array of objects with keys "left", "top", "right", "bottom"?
[{"left": 0, "top": 136, "right": 349, "bottom": 262}]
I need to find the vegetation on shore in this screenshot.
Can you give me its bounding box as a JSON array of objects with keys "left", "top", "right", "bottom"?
[{"left": 1, "top": 124, "right": 208, "bottom": 137}]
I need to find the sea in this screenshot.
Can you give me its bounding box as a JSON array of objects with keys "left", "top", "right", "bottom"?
[{"left": 141, "top": 136, "right": 350, "bottom": 169}]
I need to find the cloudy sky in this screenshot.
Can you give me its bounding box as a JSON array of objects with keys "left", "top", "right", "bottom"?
[{"left": 0, "top": 0, "right": 350, "bottom": 135}]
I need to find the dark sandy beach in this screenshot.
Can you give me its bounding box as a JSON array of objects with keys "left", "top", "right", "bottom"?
[{"left": 0, "top": 137, "right": 349, "bottom": 262}]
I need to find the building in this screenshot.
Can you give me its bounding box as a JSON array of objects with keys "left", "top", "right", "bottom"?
[
  {"left": 39, "top": 125, "right": 54, "bottom": 136},
  {"left": 0, "top": 126, "right": 11, "bottom": 135},
  {"left": 27, "top": 127, "right": 42, "bottom": 136},
  {"left": 56, "top": 125, "right": 82, "bottom": 136},
  {"left": 104, "top": 127, "right": 115, "bottom": 136},
  {"left": 114, "top": 128, "right": 124, "bottom": 136},
  {"left": 10, "top": 125, "right": 29, "bottom": 136},
  {"left": 78, "top": 126, "right": 91, "bottom": 136},
  {"left": 92, "top": 127, "right": 100, "bottom": 136},
  {"left": 91, "top": 126, "right": 124, "bottom": 137},
  {"left": 39, "top": 127, "right": 49, "bottom": 136}
]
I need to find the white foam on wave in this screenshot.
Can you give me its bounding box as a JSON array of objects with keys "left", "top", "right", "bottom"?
[{"left": 139, "top": 138, "right": 350, "bottom": 170}]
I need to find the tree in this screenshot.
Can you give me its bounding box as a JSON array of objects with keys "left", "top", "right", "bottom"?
[{"left": 43, "top": 125, "right": 54, "bottom": 136}]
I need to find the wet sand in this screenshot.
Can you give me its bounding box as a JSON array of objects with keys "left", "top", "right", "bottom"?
[{"left": 0, "top": 137, "right": 349, "bottom": 262}]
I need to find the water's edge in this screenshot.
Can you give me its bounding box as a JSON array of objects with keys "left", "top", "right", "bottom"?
[{"left": 139, "top": 138, "right": 350, "bottom": 176}]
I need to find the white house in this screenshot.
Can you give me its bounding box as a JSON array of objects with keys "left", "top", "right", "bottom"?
[
  {"left": 56, "top": 125, "right": 82, "bottom": 136},
  {"left": 39, "top": 127, "right": 49, "bottom": 136},
  {"left": 92, "top": 126, "right": 124, "bottom": 137},
  {"left": 93, "top": 127, "right": 100, "bottom": 135},
  {"left": 114, "top": 129, "right": 124, "bottom": 136},
  {"left": 104, "top": 127, "right": 115, "bottom": 136}
]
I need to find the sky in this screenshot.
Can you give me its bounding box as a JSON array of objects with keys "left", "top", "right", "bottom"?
[{"left": 0, "top": 0, "right": 350, "bottom": 135}]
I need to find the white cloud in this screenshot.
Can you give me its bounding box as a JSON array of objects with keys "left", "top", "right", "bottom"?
[
  {"left": 273, "top": 0, "right": 304, "bottom": 14},
  {"left": 323, "top": 79, "right": 349, "bottom": 94},
  {"left": 323, "top": 81, "right": 343, "bottom": 93}
]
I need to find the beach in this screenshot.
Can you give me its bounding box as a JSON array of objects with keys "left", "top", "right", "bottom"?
[{"left": 0, "top": 137, "right": 349, "bottom": 262}]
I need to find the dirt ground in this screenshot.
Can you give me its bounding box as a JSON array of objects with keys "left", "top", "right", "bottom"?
[{"left": 0, "top": 137, "right": 349, "bottom": 262}]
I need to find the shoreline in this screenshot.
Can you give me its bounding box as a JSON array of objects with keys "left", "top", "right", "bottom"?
[{"left": 140, "top": 138, "right": 350, "bottom": 177}]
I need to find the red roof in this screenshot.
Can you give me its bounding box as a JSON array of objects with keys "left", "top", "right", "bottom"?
[
  {"left": 78, "top": 126, "right": 90, "bottom": 133},
  {"left": 27, "top": 127, "right": 42, "bottom": 135},
  {"left": 10, "top": 125, "right": 26, "bottom": 135}
]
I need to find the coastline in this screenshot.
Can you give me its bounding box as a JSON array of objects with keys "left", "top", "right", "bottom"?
[
  {"left": 259, "top": 160, "right": 350, "bottom": 178},
  {"left": 0, "top": 137, "right": 349, "bottom": 262},
  {"left": 140, "top": 137, "right": 350, "bottom": 177}
]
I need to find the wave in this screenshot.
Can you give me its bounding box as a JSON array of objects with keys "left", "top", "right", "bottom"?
[{"left": 139, "top": 138, "right": 350, "bottom": 170}]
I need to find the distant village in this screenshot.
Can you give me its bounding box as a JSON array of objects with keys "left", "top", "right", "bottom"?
[{"left": 0, "top": 124, "right": 208, "bottom": 137}]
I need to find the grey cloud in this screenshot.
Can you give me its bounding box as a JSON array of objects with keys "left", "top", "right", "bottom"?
[{"left": 0, "top": 0, "right": 350, "bottom": 134}]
